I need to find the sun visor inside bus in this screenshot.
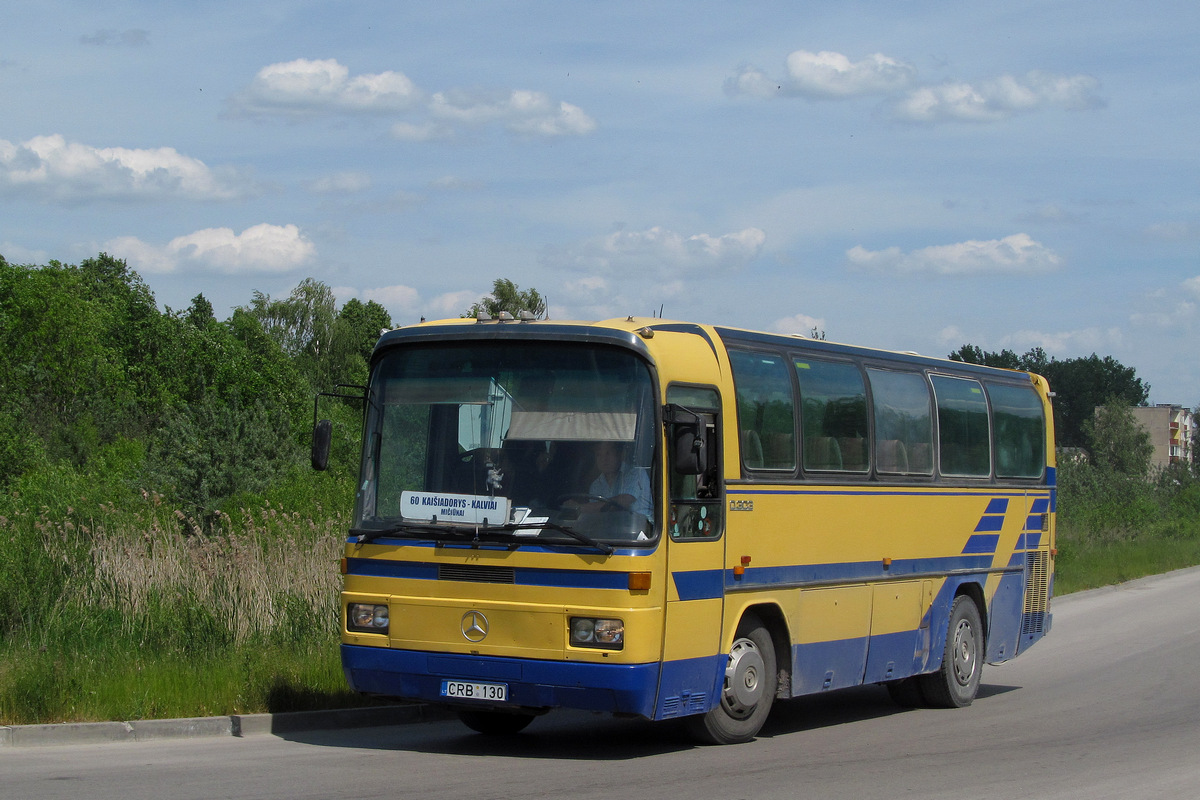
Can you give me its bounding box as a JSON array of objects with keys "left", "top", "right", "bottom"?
[
  {"left": 505, "top": 411, "right": 638, "bottom": 442},
  {"left": 383, "top": 377, "right": 509, "bottom": 405}
]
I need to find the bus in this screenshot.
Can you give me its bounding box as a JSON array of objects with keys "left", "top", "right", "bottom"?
[{"left": 313, "top": 316, "right": 1055, "bottom": 743}]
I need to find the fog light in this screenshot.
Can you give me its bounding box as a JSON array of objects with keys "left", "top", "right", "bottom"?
[{"left": 348, "top": 603, "right": 389, "bottom": 634}]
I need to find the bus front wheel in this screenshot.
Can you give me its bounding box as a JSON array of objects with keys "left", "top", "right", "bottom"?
[
  {"left": 687, "top": 614, "right": 777, "bottom": 744},
  {"left": 919, "top": 595, "right": 983, "bottom": 708}
]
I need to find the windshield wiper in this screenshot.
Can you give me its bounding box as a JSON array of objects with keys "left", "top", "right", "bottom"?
[
  {"left": 350, "top": 519, "right": 614, "bottom": 555},
  {"left": 501, "top": 521, "right": 614, "bottom": 555},
  {"left": 350, "top": 521, "right": 476, "bottom": 545}
]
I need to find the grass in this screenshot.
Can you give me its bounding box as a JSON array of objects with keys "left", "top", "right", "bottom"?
[
  {"left": 0, "top": 642, "right": 374, "bottom": 723},
  {"left": 1054, "top": 527, "right": 1200, "bottom": 595},
  {"left": 1, "top": 457, "right": 1198, "bottom": 726},
  {"left": 0, "top": 469, "right": 370, "bottom": 725}
]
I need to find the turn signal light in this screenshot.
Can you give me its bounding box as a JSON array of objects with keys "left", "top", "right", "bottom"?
[{"left": 628, "top": 572, "right": 652, "bottom": 591}]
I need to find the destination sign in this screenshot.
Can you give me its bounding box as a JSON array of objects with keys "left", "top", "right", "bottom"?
[{"left": 400, "top": 491, "right": 512, "bottom": 526}]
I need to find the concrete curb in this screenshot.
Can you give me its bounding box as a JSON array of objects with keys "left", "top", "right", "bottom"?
[{"left": 0, "top": 704, "right": 453, "bottom": 748}]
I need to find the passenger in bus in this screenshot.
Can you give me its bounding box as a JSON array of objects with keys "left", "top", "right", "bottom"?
[{"left": 571, "top": 441, "right": 652, "bottom": 521}]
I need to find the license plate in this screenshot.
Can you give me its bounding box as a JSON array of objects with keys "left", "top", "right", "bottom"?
[{"left": 440, "top": 680, "right": 508, "bottom": 702}]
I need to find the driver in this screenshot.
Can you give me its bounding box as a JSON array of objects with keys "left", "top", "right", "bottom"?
[{"left": 580, "top": 440, "right": 652, "bottom": 520}]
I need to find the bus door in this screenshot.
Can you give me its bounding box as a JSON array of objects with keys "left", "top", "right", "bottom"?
[{"left": 656, "top": 396, "right": 726, "bottom": 719}]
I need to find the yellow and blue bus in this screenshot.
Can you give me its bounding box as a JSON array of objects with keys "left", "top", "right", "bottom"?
[{"left": 316, "top": 316, "right": 1054, "bottom": 743}]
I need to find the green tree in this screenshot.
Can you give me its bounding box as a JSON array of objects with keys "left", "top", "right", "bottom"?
[
  {"left": 247, "top": 278, "right": 337, "bottom": 358},
  {"left": 1086, "top": 398, "right": 1154, "bottom": 478},
  {"left": 463, "top": 278, "right": 547, "bottom": 319},
  {"left": 146, "top": 394, "right": 300, "bottom": 515},
  {"left": 186, "top": 293, "right": 216, "bottom": 328},
  {"left": 0, "top": 256, "right": 144, "bottom": 468},
  {"left": 332, "top": 297, "right": 392, "bottom": 383},
  {"left": 1042, "top": 355, "right": 1149, "bottom": 448}
]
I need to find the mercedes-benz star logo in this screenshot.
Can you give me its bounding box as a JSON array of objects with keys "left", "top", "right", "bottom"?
[{"left": 461, "top": 611, "right": 489, "bottom": 642}]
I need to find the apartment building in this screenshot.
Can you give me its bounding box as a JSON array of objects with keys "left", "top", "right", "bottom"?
[{"left": 1129, "top": 404, "right": 1194, "bottom": 470}]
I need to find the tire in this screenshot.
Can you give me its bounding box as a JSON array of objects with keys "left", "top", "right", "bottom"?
[
  {"left": 687, "top": 614, "right": 778, "bottom": 744},
  {"left": 457, "top": 709, "right": 536, "bottom": 735},
  {"left": 918, "top": 595, "right": 984, "bottom": 708}
]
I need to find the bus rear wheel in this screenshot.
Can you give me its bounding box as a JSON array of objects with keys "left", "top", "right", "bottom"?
[
  {"left": 457, "top": 709, "right": 536, "bottom": 735},
  {"left": 687, "top": 614, "right": 777, "bottom": 745},
  {"left": 918, "top": 595, "right": 983, "bottom": 708}
]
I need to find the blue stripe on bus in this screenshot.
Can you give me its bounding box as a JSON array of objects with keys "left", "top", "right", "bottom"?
[
  {"left": 984, "top": 498, "right": 1009, "bottom": 514},
  {"left": 974, "top": 515, "right": 1005, "bottom": 532},
  {"left": 728, "top": 488, "right": 1038, "bottom": 499},
  {"left": 962, "top": 534, "right": 1000, "bottom": 554},
  {"left": 672, "top": 569, "right": 725, "bottom": 601},
  {"left": 672, "top": 552, "right": 1001, "bottom": 599}
]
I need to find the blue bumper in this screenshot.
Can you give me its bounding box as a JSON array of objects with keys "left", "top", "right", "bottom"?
[{"left": 342, "top": 644, "right": 667, "bottom": 718}]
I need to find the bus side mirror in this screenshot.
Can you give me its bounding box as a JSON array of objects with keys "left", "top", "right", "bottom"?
[
  {"left": 311, "top": 419, "right": 333, "bottom": 471},
  {"left": 673, "top": 422, "right": 708, "bottom": 476}
]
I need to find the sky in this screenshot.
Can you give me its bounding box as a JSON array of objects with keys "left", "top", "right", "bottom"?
[{"left": 2, "top": 1, "right": 1198, "bottom": 404}]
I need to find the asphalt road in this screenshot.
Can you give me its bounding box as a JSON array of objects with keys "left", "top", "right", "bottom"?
[{"left": 3, "top": 567, "right": 1198, "bottom": 800}]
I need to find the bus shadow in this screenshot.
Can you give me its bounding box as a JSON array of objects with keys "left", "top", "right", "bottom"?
[
  {"left": 277, "top": 710, "right": 693, "bottom": 759},
  {"left": 758, "top": 681, "right": 1020, "bottom": 738},
  {"left": 276, "top": 682, "right": 1022, "bottom": 759}
]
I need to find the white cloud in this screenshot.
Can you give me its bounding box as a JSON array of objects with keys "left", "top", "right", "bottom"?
[
  {"left": 390, "top": 121, "right": 452, "bottom": 142},
  {"left": 1145, "top": 221, "right": 1200, "bottom": 241},
  {"left": 1184, "top": 276, "right": 1200, "bottom": 298},
  {"left": 426, "top": 290, "right": 477, "bottom": 318},
  {"left": 105, "top": 223, "right": 315, "bottom": 275},
  {"left": 430, "top": 176, "right": 485, "bottom": 191},
  {"left": 937, "top": 324, "right": 1125, "bottom": 358},
  {"left": 727, "top": 51, "right": 1103, "bottom": 126},
  {"left": 0, "top": 241, "right": 49, "bottom": 265},
  {"left": 232, "top": 58, "right": 422, "bottom": 117},
  {"left": 429, "top": 89, "right": 597, "bottom": 137},
  {"left": 727, "top": 50, "right": 916, "bottom": 98},
  {"left": 847, "top": 233, "right": 1061, "bottom": 275},
  {"left": 785, "top": 50, "right": 917, "bottom": 98},
  {"left": 771, "top": 313, "right": 827, "bottom": 336},
  {"left": 891, "top": 71, "right": 1103, "bottom": 123},
  {"left": 307, "top": 171, "right": 372, "bottom": 194},
  {"left": 103, "top": 235, "right": 179, "bottom": 274},
  {"left": 0, "top": 134, "right": 246, "bottom": 202},
  {"left": 1003, "top": 326, "right": 1124, "bottom": 354},
  {"left": 554, "top": 225, "right": 766, "bottom": 277},
  {"left": 555, "top": 272, "right": 688, "bottom": 321},
  {"left": 231, "top": 58, "right": 596, "bottom": 140},
  {"left": 362, "top": 284, "right": 420, "bottom": 311}
]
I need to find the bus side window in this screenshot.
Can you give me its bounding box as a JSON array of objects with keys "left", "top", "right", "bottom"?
[
  {"left": 795, "top": 359, "right": 869, "bottom": 473},
  {"left": 728, "top": 350, "right": 796, "bottom": 473},
  {"left": 988, "top": 383, "right": 1045, "bottom": 478},
  {"left": 867, "top": 368, "right": 934, "bottom": 476},
  {"left": 931, "top": 375, "right": 991, "bottom": 477}
]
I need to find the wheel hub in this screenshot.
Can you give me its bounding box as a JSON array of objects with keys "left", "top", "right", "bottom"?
[{"left": 723, "top": 637, "right": 766, "bottom": 715}]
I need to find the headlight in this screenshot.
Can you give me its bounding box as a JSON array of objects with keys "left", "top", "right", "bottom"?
[
  {"left": 570, "top": 617, "right": 623, "bottom": 650},
  {"left": 348, "top": 603, "right": 389, "bottom": 634}
]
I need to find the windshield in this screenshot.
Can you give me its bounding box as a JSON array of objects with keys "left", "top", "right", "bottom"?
[{"left": 354, "top": 340, "right": 658, "bottom": 546}]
